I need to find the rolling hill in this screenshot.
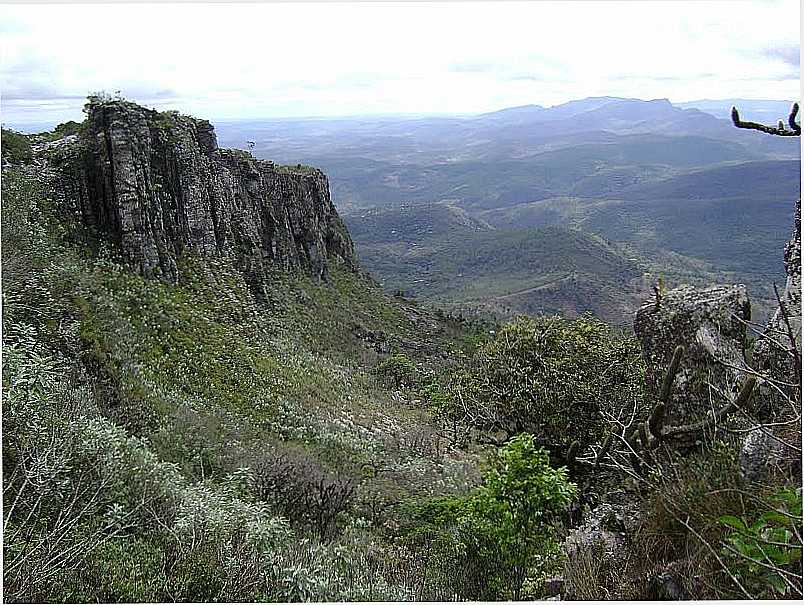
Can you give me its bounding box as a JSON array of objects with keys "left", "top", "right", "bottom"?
[
  {"left": 214, "top": 97, "right": 799, "bottom": 214},
  {"left": 344, "top": 204, "right": 647, "bottom": 324}
]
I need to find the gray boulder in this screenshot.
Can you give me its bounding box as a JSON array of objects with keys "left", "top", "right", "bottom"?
[
  {"left": 634, "top": 284, "right": 750, "bottom": 425},
  {"left": 562, "top": 502, "right": 641, "bottom": 599}
]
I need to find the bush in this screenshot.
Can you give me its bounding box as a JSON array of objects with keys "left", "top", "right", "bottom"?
[
  {"left": 466, "top": 434, "right": 576, "bottom": 599},
  {"left": 719, "top": 487, "right": 802, "bottom": 598},
  {"left": 397, "top": 434, "right": 576, "bottom": 600},
  {"left": 248, "top": 446, "right": 357, "bottom": 541},
  {"left": 1, "top": 322, "right": 185, "bottom": 601},
  {"left": 436, "top": 315, "right": 645, "bottom": 453},
  {"left": 1, "top": 128, "right": 33, "bottom": 164},
  {"left": 375, "top": 353, "right": 418, "bottom": 388},
  {"left": 53, "top": 120, "right": 82, "bottom": 137}
]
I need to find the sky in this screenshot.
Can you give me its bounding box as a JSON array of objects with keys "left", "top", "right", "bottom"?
[{"left": 0, "top": 0, "right": 800, "bottom": 127}]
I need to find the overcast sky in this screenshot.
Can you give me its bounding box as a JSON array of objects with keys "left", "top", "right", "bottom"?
[{"left": 0, "top": 0, "right": 800, "bottom": 126}]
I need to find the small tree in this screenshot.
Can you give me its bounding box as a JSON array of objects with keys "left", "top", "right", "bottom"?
[
  {"left": 466, "top": 433, "right": 577, "bottom": 599},
  {"left": 437, "top": 315, "right": 645, "bottom": 454}
]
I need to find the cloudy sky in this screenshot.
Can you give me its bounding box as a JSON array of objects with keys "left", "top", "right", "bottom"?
[{"left": 0, "top": 0, "right": 799, "bottom": 127}]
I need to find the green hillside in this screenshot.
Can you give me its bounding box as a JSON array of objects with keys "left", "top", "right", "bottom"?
[
  {"left": 344, "top": 205, "right": 646, "bottom": 324},
  {"left": 302, "top": 134, "right": 771, "bottom": 210},
  {"left": 4, "top": 100, "right": 800, "bottom": 603},
  {"left": 347, "top": 202, "right": 493, "bottom": 244},
  {"left": 1, "top": 164, "right": 498, "bottom": 602}
]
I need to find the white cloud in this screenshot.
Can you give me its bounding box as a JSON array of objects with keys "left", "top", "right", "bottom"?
[{"left": 0, "top": 0, "right": 799, "bottom": 126}]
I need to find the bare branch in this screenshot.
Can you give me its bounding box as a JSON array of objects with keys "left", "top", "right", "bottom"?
[{"left": 732, "top": 103, "right": 801, "bottom": 137}]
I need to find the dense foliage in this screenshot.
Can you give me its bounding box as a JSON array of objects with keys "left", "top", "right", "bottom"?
[
  {"left": 1, "top": 128, "right": 33, "bottom": 164},
  {"left": 434, "top": 315, "right": 646, "bottom": 454}
]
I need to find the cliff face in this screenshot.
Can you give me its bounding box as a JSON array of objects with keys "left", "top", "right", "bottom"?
[{"left": 59, "top": 99, "right": 355, "bottom": 285}]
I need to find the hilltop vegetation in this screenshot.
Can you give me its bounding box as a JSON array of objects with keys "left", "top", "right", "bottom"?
[{"left": 1, "top": 162, "right": 489, "bottom": 601}]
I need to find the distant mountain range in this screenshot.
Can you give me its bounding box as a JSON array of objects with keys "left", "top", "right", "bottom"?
[
  {"left": 214, "top": 96, "right": 798, "bottom": 210},
  {"left": 676, "top": 99, "right": 798, "bottom": 121}
]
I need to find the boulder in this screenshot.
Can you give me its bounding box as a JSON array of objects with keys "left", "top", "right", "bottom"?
[
  {"left": 739, "top": 199, "right": 801, "bottom": 481},
  {"left": 634, "top": 284, "right": 750, "bottom": 425},
  {"left": 740, "top": 425, "right": 801, "bottom": 482},
  {"left": 562, "top": 502, "right": 641, "bottom": 599}
]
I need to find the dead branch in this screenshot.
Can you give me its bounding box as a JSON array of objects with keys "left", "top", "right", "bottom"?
[{"left": 731, "top": 102, "right": 801, "bottom": 136}]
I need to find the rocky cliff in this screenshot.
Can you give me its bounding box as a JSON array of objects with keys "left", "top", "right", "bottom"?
[{"left": 53, "top": 98, "right": 356, "bottom": 287}]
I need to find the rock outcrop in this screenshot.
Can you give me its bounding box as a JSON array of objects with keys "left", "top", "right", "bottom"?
[
  {"left": 53, "top": 99, "right": 356, "bottom": 287},
  {"left": 740, "top": 198, "right": 801, "bottom": 480},
  {"left": 634, "top": 284, "right": 750, "bottom": 424},
  {"left": 753, "top": 197, "right": 801, "bottom": 418}
]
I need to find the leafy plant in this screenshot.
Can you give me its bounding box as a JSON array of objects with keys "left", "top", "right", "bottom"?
[
  {"left": 466, "top": 433, "right": 576, "bottom": 599},
  {"left": 436, "top": 314, "right": 645, "bottom": 453},
  {"left": 397, "top": 434, "right": 575, "bottom": 600},
  {"left": 719, "top": 487, "right": 802, "bottom": 598},
  {"left": 375, "top": 353, "right": 418, "bottom": 388}
]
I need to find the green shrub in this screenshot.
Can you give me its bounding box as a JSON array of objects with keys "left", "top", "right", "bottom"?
[
  {"left": 466, "top": 433, "right": 576, "bottom": 599},
  {"left": 1, "top": 128, "right": 33, "bottom": 164},
  {"left": 719, "top": 487, "right": 802, "bottom": 598},
  {"left": 436, "top": 314, "right": 645, "bottom": 452},
  {"left": 375, "top": 353, "right": 418, "bottom": 388},
  {"left": 397, "top": 434, "right": 576, "bottom": 600}
]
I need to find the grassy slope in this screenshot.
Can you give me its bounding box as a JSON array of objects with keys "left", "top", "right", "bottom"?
[
  {"left": 1, "top": 164, "right": 491, "bottom": 600},
  {"left": 75, "top": 254, "right": 482, "bottom": 493}
]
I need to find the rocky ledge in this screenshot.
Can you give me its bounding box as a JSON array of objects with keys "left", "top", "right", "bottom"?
[{"left": 52, "top": 98, "right": 356, "bottom": 287}]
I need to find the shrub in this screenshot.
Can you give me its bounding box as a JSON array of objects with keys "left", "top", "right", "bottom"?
[
  {"left": 466, "top": 434, "right": 576, "bottom": 599},
  {"left": 599, "top": 439, "right": 801, "bottom": 600},
  {"left": 1, "top": 128, "right": 33, "bottom": 164},
  {"left": 249, "top": 446, "right": 357, "bottom": 541},
  {"left": 374, "top": 353, "right": 418, "bottom": 388},
  {"left": 436, "top": 315, "right": 645, "bottom": 453},
  {"left": 396, "top": 434, "right": 576, "bottom": 600},
  {"left": 719, "top": 487, "right": 802, "bottom": 598},
  {"left": 1, "top": 322, "right": 185, "bottom": 601}
]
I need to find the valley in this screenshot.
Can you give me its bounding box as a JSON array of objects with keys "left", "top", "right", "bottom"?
[
  {"left": 214, "top": 97, "right": 800, "bottom": 324},
  {"left": 2, "top": 94, "right": 800, "bottom": 602},
  {"left": 2, "top": 0, "right": 801, "bottom": 599}
]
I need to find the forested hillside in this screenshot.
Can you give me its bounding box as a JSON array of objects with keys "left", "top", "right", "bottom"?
[{"left": 214, "top": 97, "right": 800, "bottom": 324}]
